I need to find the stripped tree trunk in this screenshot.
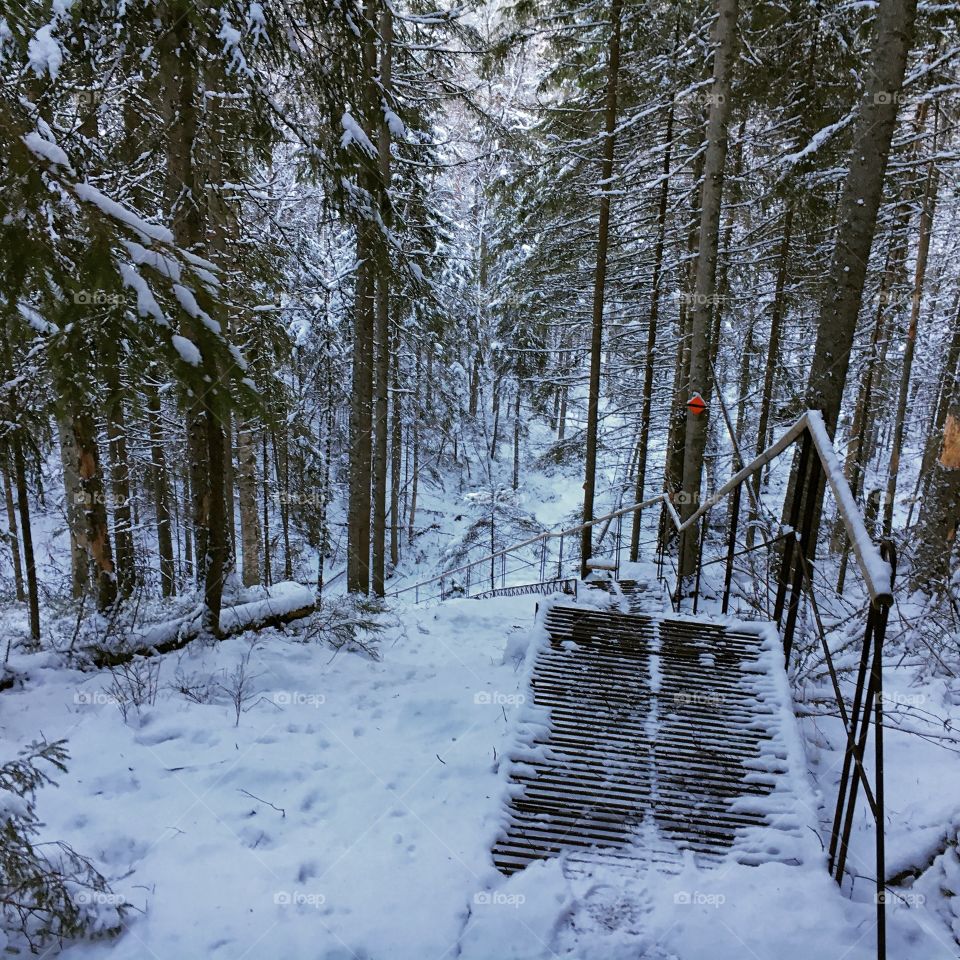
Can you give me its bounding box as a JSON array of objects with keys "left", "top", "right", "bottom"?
[
  {"left": 72, "top": 409, "right": 116, "bottom": 610},
  {"left": 104, "top": 338, "right": 135, "bottom": 597}
]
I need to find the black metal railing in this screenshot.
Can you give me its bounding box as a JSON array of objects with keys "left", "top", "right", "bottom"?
[
  {"left": 654, "top": 410, "right": 894, "bottom": 960},
  {"left": 391, "top": 411, "right": 894, "bottom": 960}
]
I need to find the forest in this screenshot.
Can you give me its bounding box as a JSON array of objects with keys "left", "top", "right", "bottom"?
[{"left": 1, "top": 0, "right": 959, "bottom": 957}]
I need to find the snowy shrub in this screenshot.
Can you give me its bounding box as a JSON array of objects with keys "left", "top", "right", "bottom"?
[
  {"left": 218, "top": 643, "right": 262, "bottom": 726},
  {"left": 0, "top": 740, "right": 124, "bottom": 953},
  {"left": 106, "top": 657, "right": 160, "bottom": 723},
  {"left": 296, "top": 595, "right": 387, "bottom": 658},
  {"left": 170, "top": 664, "right": 221, "bottom": 705}
]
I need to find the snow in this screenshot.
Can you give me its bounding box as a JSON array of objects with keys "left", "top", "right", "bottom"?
[
  {"left": 27, "top": 25, "right": 62, "bottom": 80},
  {"left": 341, "top": 111, "right": 377, "bottom": 158},
  {"left": 172, "top": 283, "right": 221, "bottom": 334},
  {"left": 118, "top": 263, "right": 168, "bottom": 325},
  {"left": 171, "top": 334, "right": 201, "bottom": 366},
  {"left": 74, "top": 183, "right": 176, "bottom": 245},
  {"left": 22, "top": 131, "right": 73, "bottom": 171}
]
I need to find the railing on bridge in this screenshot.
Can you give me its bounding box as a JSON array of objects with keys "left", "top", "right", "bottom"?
[{"left": 390, "top": 410, "right": 894, "bottom": 960}]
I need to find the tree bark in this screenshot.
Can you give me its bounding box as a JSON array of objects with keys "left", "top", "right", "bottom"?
[
  {"left": 147, "top": 388, "right": 175, "bottom": 597},
  {"left": 678, "top": 0, "right": 739, "bottom": 580},
  {"left": 11, "top": 435, "right": 39, "bottom": 640},
  {"left": 236, "top": 420, "right": 262, "bottom": 587},
  {"left": 630, "top": 96, "right": 674, "bottom": 561},
  {"left": 371, "top": 5, "right": 394, "bottom": 598},
  {"left": 55, "top": 412, "right": 90, "bottom": 597},
  {"left": 581, "top": 0, "right": 623, "bottom": 577},
  {"left": 1, "top": 446, "right": 25, "bottom": 602},
  {"left": 882, "top": 137, "right": 938, "bottom": 537},
  {"left": 72, "top": 410, "right": 116, "bottom": 610},
  {"left": 792, "top": 0, "right": 918, "bottom": 553}
]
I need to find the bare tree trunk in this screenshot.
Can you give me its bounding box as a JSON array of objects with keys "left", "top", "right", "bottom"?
[
  {"left": 678, "top": 0, "right": 739, "bottom": 580},
  {"left": 262, "top": 432, "right": 272, "bottom": 587},
  {"left": 236, "top": 421, "right": 262, "bottom": 587},
  {"left": 203, "top": 402, "right": 228, "bottom": 635},
  {"left": 390, "top": 324, "right": 402, "bottom": 567},
  {"left": 147, "top": 388, "right": 175, "bottom": 597},
  {"left": 746, "top": 202, "right": 793, "bottom": 547},
  {"left": 512, "top": 386, "right": 522, "bottom": 490},
  {"left": 104, "top": 341, "right": 135, "bottom": 598},
  {"left": 919, "top": 296, "right": 960, "bottom": 485},
  {"left": 1, "top": 446, "right": 25, "bottom": 601},
  {"left": 72, "top": 410, "right": 116, "bottom": 610},
  {"left": 882, "top": 139, "right": 938, "bottom": 537},
  {"left": 12, "top": 433, "right": 39, "bottom": 641},
  {"left": 581, "top": 0, "right": 623, "bottom": 577},
  {"left": 408, "top": 349, "right": 421, "bottom": 542},
  {"left": 630, "top": 96, "right": 674, "bottom": 561},
  {"left": 914, "top": 373, "right": 960, "bottom": 588},
  {"left": 55, "top": 412, "right": 89, "bottom": 597},
  {"left": 790, "top": 0, "right": 918, "bottom": 556},
  {"left": 371, "top": 6, "right": 394, "bottom": 598}
]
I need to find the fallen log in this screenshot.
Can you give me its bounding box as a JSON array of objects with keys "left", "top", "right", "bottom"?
[{"left": 87, "top": 582, "right": 316, "bottom": 669}]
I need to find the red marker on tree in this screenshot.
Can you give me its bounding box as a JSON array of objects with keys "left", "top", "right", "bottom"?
[{"left": 687, "top": 393, "right": 707, "bottom": 416}]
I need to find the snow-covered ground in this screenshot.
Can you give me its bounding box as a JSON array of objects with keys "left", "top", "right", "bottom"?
[{"left": 3, "top": 588, "right": 959, "bottom": 959}]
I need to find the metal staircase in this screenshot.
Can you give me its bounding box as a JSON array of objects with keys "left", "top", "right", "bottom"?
[{"left": 492, "top": 604, "right": 804, "bottom": 876}]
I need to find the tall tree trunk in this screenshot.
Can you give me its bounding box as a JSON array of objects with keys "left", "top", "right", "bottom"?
[
  {"left": 55, "top": 412, "right": 90, "bottom": 597},
  {"left": 390, "top": 323, "right": 402, "bottom": 567},
  {"left": 1, "top": 447, "right": 25, "bottom": 602},
  {"left": 512, "top": 386, "right": 522, "bottom": 491},
  {"left": 746, "top": 202, "right": 793, "bottom": 547},
  {"left": 919, "top": 296, "right": 960, "bottom": 485},
  {"left": 347, "top": 0, "right": 379, "bottom": 595},
  {"left": 581, "top": 0, "right": 623, "bottom": 577},
  {"left": 792, "top": 0, "right": 918, "bottom": 554},
  {"left": 262, "top": 432, "right": 272, "bottom": 587},
  {"left": 678, "top": 0, "right": 739, "bottom": 580},
  {"left": 147, "top": 388, "right": 175, "bottom": 597},
  {"left": 914, "top": 371, "right": 960, "bottom": 588},
  {"left": 203, "top": 403, "right": 228, "bottom": 635},
  {"left": 12, "top": 433, "right": 39, "bottom": 641},
  {"left": 630, "top": 96, "right": 674, "bottom": 561},
  {"left": 72, "top": 410, "right": 116, "bottom": 610},
  {"left": 104, "top": 339, "right": 135, "bottom": 597},
  {"left": 408, "top": 348, "right": 421, "bottom": 542},
  {"left": 371, "top": 6, "right": 393, "bottom": 598},
  {"left": 236, "top": 420, "right": 262, "bottom": 587},
  {"left": 882, "top": 138, "right": 938, "bottom": 537}
]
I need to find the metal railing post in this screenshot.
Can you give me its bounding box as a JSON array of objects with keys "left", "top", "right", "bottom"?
[
  {"left": 775, "top": 430, "right": 811, "bottom": 627},
  {"left": 783, "top": 454, "right": 823, "bottom": 661},
  {"left": 692, "top": 509, "right": 709, "bottom": 615},
  {"left": 722, "top": 484, "right": 741, "bottom": 614}
]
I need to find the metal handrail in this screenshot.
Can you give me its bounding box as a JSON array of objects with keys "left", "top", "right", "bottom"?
[{"left": 390, "top": 410, "right": 892, "bottom": 614}]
